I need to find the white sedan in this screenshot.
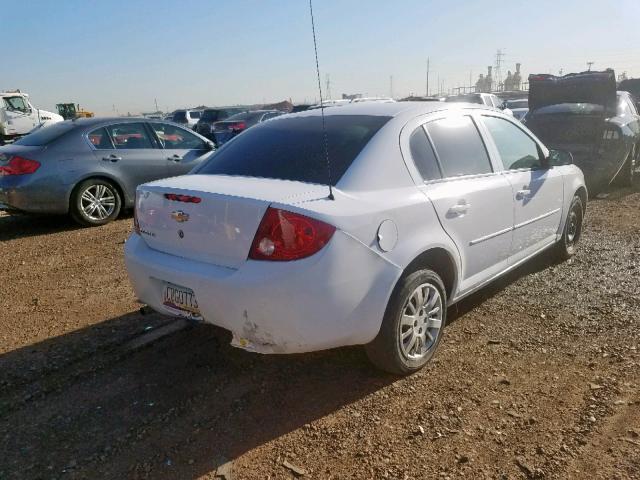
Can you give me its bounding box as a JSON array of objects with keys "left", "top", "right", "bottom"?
[{"left": 125, "top": 102, "right": 586, "bottom": 374}]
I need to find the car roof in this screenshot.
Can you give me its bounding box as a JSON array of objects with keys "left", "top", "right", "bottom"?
[{"left": 281, "top": 101, "right": 485, "bottom": 120}]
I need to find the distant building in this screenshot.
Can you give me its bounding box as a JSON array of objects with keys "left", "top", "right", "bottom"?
[
  {"left": 476, "top": 66, "right": 493, "bottom": 93},
  {"left": 504, "top": 63, "right": 523, "bottom": 91}
]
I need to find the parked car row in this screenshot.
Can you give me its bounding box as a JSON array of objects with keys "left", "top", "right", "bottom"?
[{"left": 1, "top": 82, "right": 634, "bottom": 374}]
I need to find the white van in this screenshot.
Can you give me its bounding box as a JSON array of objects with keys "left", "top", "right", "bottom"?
[{"left": 0, "top": 91, "right": 63, "bottom": 144}]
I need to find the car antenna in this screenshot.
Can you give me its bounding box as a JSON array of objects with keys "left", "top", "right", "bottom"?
[{"left": 309, "top": 0, "right": 334, "bottom": 200}]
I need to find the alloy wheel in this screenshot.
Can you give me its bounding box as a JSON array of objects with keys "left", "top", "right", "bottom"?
[
  {"left": 399, "top": 283, "right": 443, "bottom": 360},
  {"left": 80, "top": 184, "right": 116, "bottom": 221}
]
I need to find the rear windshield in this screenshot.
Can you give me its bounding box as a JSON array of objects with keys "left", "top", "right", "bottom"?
[
  {"left": 225, "top": 111, "right": 262, "bottom": 123},
  {"left": 531, "top": 103, "right": 605, "bottom": 115},
  {"left": 172, "top": 111, "right": 187, "bottom": 122},
  {"left": 506, "top": 99, "right": 528, "bottom": 109},
  {"left": 201, "top": 110, "right": 221, "bottom": 121},
  {"left": 196, "top": 115, "right": 391, "bottom": 185},
  {"left": 14, "top": 121, "right": 76, "bottom": 146},
  {"left": 190, "top": 111, "right": 201, "bottom": 119},
  {"left": 445, "top": 95, "right": 483, "bottom": 104}
]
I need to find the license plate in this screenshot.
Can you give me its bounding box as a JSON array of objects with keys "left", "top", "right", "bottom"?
[{"left": 162, "top": 283, "right": 202, "bottom": 320}]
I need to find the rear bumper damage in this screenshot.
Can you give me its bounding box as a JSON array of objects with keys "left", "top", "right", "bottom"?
[{"left": 124, "top": 232, "right": 399, "bottom": 354}]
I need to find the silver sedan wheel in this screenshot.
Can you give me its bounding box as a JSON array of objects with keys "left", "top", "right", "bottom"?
[
  {"left": 399, "top": 283, "right": 443, "bottom": 360},
  {"left": 80, "top": 184, "right": 116, "bottom": 221}
]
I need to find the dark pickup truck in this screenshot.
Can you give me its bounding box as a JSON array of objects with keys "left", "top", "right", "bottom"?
[{"left": 526, "top": 70, "right": 640, "bottom": 191}]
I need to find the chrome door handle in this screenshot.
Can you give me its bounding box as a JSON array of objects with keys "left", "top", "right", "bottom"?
[
  {"left": 167, "top": 154, "right": 182, "bottom": 162},
  {"left": 102, "top": 155, "right": 121, "bottom": 162},
  {"left": 448, "top": 202, "right": 470, "bottom": 215},
  {"left": 516, "top": 188, "right": 531, "bottom": 199}
]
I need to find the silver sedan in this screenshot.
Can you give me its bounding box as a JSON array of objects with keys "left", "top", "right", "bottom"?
[{"left": 0, "top": 118, "right": 215, "bottom": 225}]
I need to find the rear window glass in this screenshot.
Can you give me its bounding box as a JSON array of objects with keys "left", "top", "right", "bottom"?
[
  {"left": 88, "top": 127, "right": 113, "bottom": 149},
  {"left": 224, "top": 112, "right": 263, "bottom": 125},
  {"left": 14, "top": 122, "right": 76, "bottom": 146},
  {"left": 196, "top": 115, "right": 391, "bottom": 185},
  {"left": 409, "top": 127, "right": 441, "bottom": 181},
  {"left": 426, "top": 115, "right": 492, "bottom": 177},
  {"left": 506, "top": 99, "right": 528, "bottom": 109},
  {"left": 532, "top": 103, "right": 604, "bottom": 115},
  {"left": 201, "top": 110, "right": 221, "bottom": 121},
  {"left": 445, "top": 95, "right": 483, "bottom": 104},
  {"left": 173, "top": 111, "right": 187, "bottom": 122},
  {"left": 190, "top": 111, "right": 201, "bottom": 119}
]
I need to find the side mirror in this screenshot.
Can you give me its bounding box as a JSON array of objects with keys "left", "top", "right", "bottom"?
[
  {"left": 547, "top": 149, "right": 573, "bottom": 167},
  {"left": 206, "top": 141, "right": 215, "bottom": 151}
]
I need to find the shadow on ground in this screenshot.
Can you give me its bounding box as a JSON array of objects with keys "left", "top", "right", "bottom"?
[
  {"left": 0, "top": 211, "right": 133, "bottom": 242},
  {"left": 0, "top": 242, "right": 562, "bottom": 479}
]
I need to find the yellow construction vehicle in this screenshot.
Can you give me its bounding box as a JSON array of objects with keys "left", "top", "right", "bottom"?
[{"left": 56, "top": 103, "right": 95, "bottom": 120}]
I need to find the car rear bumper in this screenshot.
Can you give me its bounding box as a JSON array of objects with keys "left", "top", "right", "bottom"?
[
  {"left": 0, "top": 176, "right": 68, "bottom": 214},
  {"left": 124, "top": 232, "right": 399, "bottom": 354}
]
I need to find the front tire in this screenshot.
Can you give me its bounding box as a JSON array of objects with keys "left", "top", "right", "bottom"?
[
  {"left": 555, "top": 194, "right": 584, "bottom": 261},
  {"left": 70, "top": 179, "right": 121, "bottom": 226},
  {"left": 617, "top": 148, "right": 636, "bottom": 187},
  {"left": 366, "top": 269, "right": 446, "bottom": 375}
]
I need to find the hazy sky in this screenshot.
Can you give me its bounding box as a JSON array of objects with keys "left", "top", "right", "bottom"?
[{"left": 3, "top": 0, "right": 639, "bottom": 115}]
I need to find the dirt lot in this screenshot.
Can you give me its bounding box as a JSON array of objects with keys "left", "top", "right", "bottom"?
[{"left": 0, "top": 188, "right": 639, "bottom": 480}]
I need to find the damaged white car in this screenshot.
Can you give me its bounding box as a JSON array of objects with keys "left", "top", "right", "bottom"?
[{"left": 125, "top": 102, "right": 586, "bottom": 374}]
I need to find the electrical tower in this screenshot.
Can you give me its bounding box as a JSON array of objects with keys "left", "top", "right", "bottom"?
[
  {"left": 494, "top": 49, "right": 506, "bottom": 92},
  {"left": 587, "top": 61, "right": 594, "bottom": 71}
]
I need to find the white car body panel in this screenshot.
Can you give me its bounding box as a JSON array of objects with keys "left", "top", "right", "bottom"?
[{"left": 125, "top": 102, "right": 587, "bottom": 354}]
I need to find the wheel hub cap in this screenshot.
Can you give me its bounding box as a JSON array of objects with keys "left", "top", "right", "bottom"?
[
  {"left": 399, "top": 283, "right": 443, "bottom": 360},
  {"left": 80, "top": 185, "right": 116, "bottom": 221}
]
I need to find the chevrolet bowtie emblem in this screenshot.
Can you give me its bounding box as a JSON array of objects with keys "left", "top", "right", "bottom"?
[{"left": 171, "top": 210, "right": 189, "bottom": 223}]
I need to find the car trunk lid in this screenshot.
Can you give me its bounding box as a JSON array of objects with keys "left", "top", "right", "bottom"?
[
  {"left": 135, "top": 175, "right": 330, "bottom": 269},
  {"left": 528, "top": 69, "right": 617, "bottom": 112}
]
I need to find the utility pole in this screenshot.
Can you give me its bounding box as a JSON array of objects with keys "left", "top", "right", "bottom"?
[
  {"left": 325, "top": 74, "right": 332, "bottom": 100},
  {"left": 495, "top": 49, "right": 506, "bottom": 92},
  {"left": 559, "top": 68, "right": 564, "bottom": 76},
  {"left": 469, "top": 70, "right": 473, "bottom": 92},
  {"left": 389, "top": 75, "right": 394, "bottom": 99},
  {"left": 587, "top": 61, "right": 594, "bottom": 71},
  {"left": 437, "top": 74, "right": 440, "bottom": 96},
  {"left": 426, "top": 57, "right": 430, "bottom": 97},
  {"left": 154, "top": 98, "right": 159, "bottom": 113}
]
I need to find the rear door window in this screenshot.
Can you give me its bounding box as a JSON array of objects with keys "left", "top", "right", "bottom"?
[
  {"left": 150, "top": 123, "right": 207, "bottom": 150},
  {"left": 425, "top": 116, "right": 492, "bottom": 177},
  {"left": 409, "top": 127, "right": 441, "bottom": 181},
  {"left": 88, "top": 127, "right": 113, "bottom": 149},
  {"left": 482, "top": 116, "right": 542, "bottom": 170},
  {"left": 106, "top": 123, "right": 154, "bottom": 149}
]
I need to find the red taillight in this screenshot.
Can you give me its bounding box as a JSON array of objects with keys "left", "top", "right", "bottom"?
[
  {"left": 0, "top": 156, "right": 41, "bottom": 176},
  {"left": 249, "top": 207, "right": 335, "bottom": 261},
  {"left": 164, "top": 193, "right": 202, "bottom": 203},
  {"left": 229, "top": 121, "right": 246, "bottom": 132}
]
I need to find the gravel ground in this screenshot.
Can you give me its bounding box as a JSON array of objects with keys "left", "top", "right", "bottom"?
[{"left": 0, "top": 188, "right": 638, "bottom": 480}]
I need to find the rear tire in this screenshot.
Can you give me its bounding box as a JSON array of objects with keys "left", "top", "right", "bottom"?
[
  {"left": 555, "top": 194, "right": 583, "bottom": 261},
  {"left": 366, "top": 269, "right": 446, "bottom": 375},
  {"left": 70, "top": 179, "right": 121, "bottom": 226}
]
